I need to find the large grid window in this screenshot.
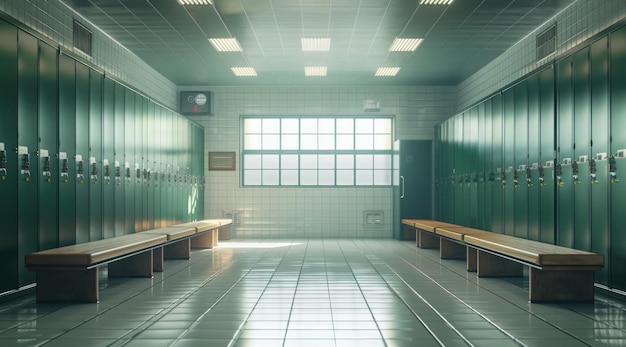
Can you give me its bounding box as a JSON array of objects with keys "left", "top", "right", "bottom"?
[{"left": 242, "top": 116, "right": 394, "bottom": 186}]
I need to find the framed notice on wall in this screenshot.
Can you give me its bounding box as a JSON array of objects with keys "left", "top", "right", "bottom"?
[{"left": 209, "top": 152, "right": 236, "bottom": 171}]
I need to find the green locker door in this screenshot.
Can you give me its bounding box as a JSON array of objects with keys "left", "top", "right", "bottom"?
[
  {"left": 124, "top": 88, "right": 135, "bottom": 234},
  {"left": 483, "top": 99, "right": 494, "bottom": 232},
  {"left": 75, "top": 62, "right": 90, "bottom": 244},
  {"left": 153, "top": 106, "right": 163, "bottom": 228},
  {"left": 0, "top": 21, "right": 18, "bottom": 292},
  {"left": 539, "top": 66, "right": 556, "bottom": 245},
  {"left": 573, "top": 47, "right": 591, "bottom": 251},
  {"left": 58, "top": 53, "right": 77, "bottom": 247},
  {"left": 146, "top": 100, "right": 155, "bottom": 230},
  {"left": 38, "top": 41, "right": 59, "bottom": 251},
  {"left": 467, "top": 108, "right": 478, "bottom": 228},
  {"left": 444, "top": 120, "right": 455, "bottom": 223},
  {"left": 477, "top": 103, "right": 486, "bottom": 230},
  {"left": 89, "top": 69, "right": 103, "bottom": 241},
  {"left": 491, "top": 94, "right": 504, "bottom": 234},
  {"left": 102, "top": 77, "right": 115, "bottom": 239},
  {"left": 610, "top": 25, "right": 626, "bottom": 290},
  {"left": 453, "top": 115, "right": 464, "bottom": 225},
  {"left": 527, "top": 74, "right": 540, "bottom": 241},
  {"left": 591, "top": 37, "right": 609, "bottom": 286},
  {"left": 17, "top": 30, "right": 39, "bottom": 286},
  {"left": 503, "top": 88, "right": 515, "bottom": 236},
  {"left": 557, "top": 57, "right": 574, "bottom": 248},
  {"left": 114, "top": 82, "right": 125, "bottom": 236},
  {"left": 514, "top": 82, "right": 528, "bottom": 239},
  {"left": 134, "top": 93, "right": 144, "bottom": 232}
]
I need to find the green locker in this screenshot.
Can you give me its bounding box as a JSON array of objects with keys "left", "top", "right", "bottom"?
[
  {"left": 573, "top": 47, "right": 591, "bottom": 251},
  {"left": 590, "top": 37, "right": 609, "bottom": 286},
  {"left": 467, "top": 108, "right": 478, "bottom": 228},
  {"left": 610, "top": 25, "right": 626, "bottom": 291},
  {"left": 134, "top": 93, "right": 144, "bottom": 232},
  {"left": 557, "top": 57, "right": 574, "bottom": 248},
  {"left": 514, "top": 82, "right": 528, "bottom": 239},
  {"left": 17, "top": 30, "right": 39, "bottom": 286},
  {"left": 527, "top": 74, "right": 540, "bottom": 241},
  {"left": 477, "top": 103, "right": 486, "bottom": 230},
  {"left": 38, "top": 41, "right": 59, "bottom": 251},
  {"left": 0, "top": 21, "right": 18, "bottom": 293},
  {"left": 102, "top": 77, "right": 115, "bottom": 239},
  {"left": 114, "top": 82, "right": 126, "bottom": 236},
  {"left": 146, "top": 101, "right": 155, "bottom": 230},
  {"left": 491, "top": 94, "right": 504, "bottom": 234},
  {"left": 502, "top": 88, "right": 515, "bottom": 236},
  {"left": 483, "top": 99, "right": 494, "bottom": 232},
  {"left": 58, "top": 54, "right": 77, "bottom": 247},
  {"left": 89, "top": 70, "right": 103, "bottom": 241},
  {"left": 124, "top": 88, "right": 135, "bottom": 234},
  {"left": 153, "top": 106, "right": 163, "bottom": 228},
  {"left": 75, "top": 62, "right": 90, "bottom": 244},
  {"left": 539, "top": 66, "right": 556, "bottom": 245},
  {"left": 443, "top": 120, "right": 454, "bottom": 223},
  {"left": 453, "top": 115, "right": 465, "bottom": 225}
]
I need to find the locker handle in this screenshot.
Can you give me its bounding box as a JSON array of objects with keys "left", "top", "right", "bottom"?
[{"left": 400, "top": 175, "right": 405, "bottom": 199}]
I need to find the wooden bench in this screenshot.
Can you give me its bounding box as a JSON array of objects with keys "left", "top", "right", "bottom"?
[
  {"left": 141, "top": 226, "right": 197, "bottom": 272},
  {"left": 402, "top": 219, "right": 462, "bottom": 249},
  {"left": 25, "top": 233, "right": 167, "bottom": 303},
  {"left": 172, "top": 220, "right": 222, "bottom": 249}
]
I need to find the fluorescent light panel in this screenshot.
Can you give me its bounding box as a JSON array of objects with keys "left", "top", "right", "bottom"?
[
  {"left": 420, "top": 0, "right": 453, "bottom": 4},
  {"left": 301, "top": 37, "right": 331, "bottom": 51},
  {"left": 231, "top": 67, "right": 257, "bottom": 77},
  {"left": 209, "top": 38, "right": 243, "bottom": 52},
  {"left": 375, "top": 67, "right": 400, "bottom": 77},
  {"left": 389, "top": 38, "right": 423, "bottom": 52},
  {"left": 178, "top": 0, "right": 213, "bottom": 5},
  {"left": 305, "top": 66, "right": 327, "bottom": 76}
]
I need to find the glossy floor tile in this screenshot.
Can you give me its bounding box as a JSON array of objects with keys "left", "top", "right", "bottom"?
[{"left": 1, "top": 239, "right": 626, "bottom": 346}]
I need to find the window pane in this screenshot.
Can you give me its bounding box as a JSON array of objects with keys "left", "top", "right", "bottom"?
[
  {"left": 373, "top": 134, "right": 392, "bottom": 150},
  {"left": 263, "top": 155, "right": 279, "bottom": 169},
  {"left": 244, "top": 155, "right": 262, "bottom": 169},
  {"left": 355, "top": 118, "right": 373, "bottom": 133},
  {"left": 244, "top": 170, "right": 262, "bottom": 185},
  {"left": 263, "top": 170, "right": 279, "bottom": 185},
  {"left": 356, "top": 155, "right": 373, "bottom": 169},
  {"left": 263, "top": 118, "right": 280, "bottom": 133},
  {"left": 319, "top": 155, "right": 335, "bottom": 169},
  {"left": 374, "top": 118, "right": 392, "bottom": 134},
  {"left": 301, "top": 134, "right": 318, "bottom": 150},
  {"left": 282, "top": 118, "right": 299, "bottom": 133},
  {"left": 282, "top": 134, "right": 299, "bottom": 150},
  {"left": 336, "top": 134, "right": 353, "bottom": 150},
  {"left": 301, "top": 170, "right": 317, "bottom": 185},
  {"left": 281, "top": 170, "right": 298, "bottom": 185},
  {"left": 355, "top": 134, "right": 373, "bottom": 150},
  {"left": 336, "top": 155, "right": 354, "bottom": 169},
  {"left": 318, "top": 119, "right": 335, "bottom": 133},
  {"left": 373, "top": 155, "right": 392, "bottom": 169},
  {"left": 245, "top": 119, "right": 262, "bottom": 133},
  {"left": 355, "top": 170, "right": 373, "bottom": 185},
  {"left": 244, "top": 134, "right": 262, "bottom": 150},
  {"left": 374, "top": 170, "right": 392, "bottom": 185},
  {"left": 262, "top": 134, "right": 280, "bottom": 150},
  {"left": 337, "top": 118, "right": 353, "bottom": 133},
  {"left": 281, "top": 154, "right": 298, "bottom": 169},
  {"left": 301, "top": 118, "right": 317, "bottom": 133},
  {"left": 319, "top": 170, "right": 334, "bottom": 185},
  {"left": 300, "top": 155, "right": 317, "bottom": 169},
  {"left": 318, "top": 134, "right": 335, "bottom": 150},
  {"left": 337, "top": 170, "right": 354, "bottom": 185}
]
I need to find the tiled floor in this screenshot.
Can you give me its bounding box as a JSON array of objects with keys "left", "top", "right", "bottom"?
[{"left": 1, "top": 239, "right": 626, "bottom": 346}]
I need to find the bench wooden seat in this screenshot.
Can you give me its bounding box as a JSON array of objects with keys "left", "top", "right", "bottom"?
[
  {"left": 141, "top": 226, "right": 197, "bottom": 271},
  {"left": 25, "top": 233, "right": 167, "bottom": 303},
  {"left": 435, "top": 226, "right": 490, "bottom": 271},
  {"left": 173, "top": 220, "right": 221, "bottom": 249},
  {"left": 406, "top": 219, "right": 462, "bottom": 249}
]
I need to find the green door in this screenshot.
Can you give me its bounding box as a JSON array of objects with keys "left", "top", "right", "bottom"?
[
  {"left": 539, "top": 66, "right": 556, "bottom": 245},
  {"left": 114, "top": 82, "right": 126, "bottom": 236},
  {"left": 75, "top": 62, "right": 90, "bottom": 244},
  {"left": 557, "top": 57, "right": 574, "bottom": 248},
  {"left": 89, "top": 70, "right": 103, "bottom": 241},
  {"left": 102, "top": 77, "right": 115, "bottom": 239}
]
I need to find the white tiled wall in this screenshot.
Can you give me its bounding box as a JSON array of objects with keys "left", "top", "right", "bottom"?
[
  {"left": 185, "top": 86, "right": 456, "bottom": 238},
  {"left": 457, "top": 0, "right": 626, "bottom": 112}
]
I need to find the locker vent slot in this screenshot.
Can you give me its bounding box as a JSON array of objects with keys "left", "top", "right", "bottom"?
[
  {"left": 73, "top": 20, "right": 93, "bottom": 57},
  {"left": 223, "top": 211, "right": 241, "bottom": 226},
  {"left": 536, "top": 24, "right": 556, "bottom": 61},
  {"left": 364, "top": 211, "right": 384, "bottom": 227}
]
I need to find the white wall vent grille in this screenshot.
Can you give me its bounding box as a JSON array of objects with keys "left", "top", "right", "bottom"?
[
  {"left": 363, "top": 211, "right": 384, "bottom": 227},
  {"left": 222, "top": 211, "right": 241, "bottom": 226}
]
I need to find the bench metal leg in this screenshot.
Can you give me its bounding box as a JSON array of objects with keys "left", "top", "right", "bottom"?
[
  {"left": 108, "top": 250, "right": 153, "bottom": 277},
  {"left": 35, "top": 268, "right": 99, "bottom": 303},
  {"left": 476, "top": 250, "right": 523, "bottom": 277},
  {"left": 529, "top": 268, "right": 595, "bottom": 303},
  {"left": 467, "top": 247, "right": 477, "bottom": 272},
  {"left": 153, "top": 247, "right": 164, "bottom": 272},
  {"left": 418, "top": 230, "right": 439, "bottom": 249},
  {"left": 192, "top": 230, "right": 216, "bottom": 249},
  {"left": 164, "top": 239, "right": 191, "bottom": 259},
  {"left": 440, "top": 238, "right": 466, "bottom": 259}
]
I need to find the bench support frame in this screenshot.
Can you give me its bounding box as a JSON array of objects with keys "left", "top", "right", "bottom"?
[
  {"left": 529, "top": 267, "right": 596, "bottom": 302},
  {"left": 418, "top": 230, "right": 439, "bottom": 249},
  {"left": 191, "top": 229, "right": 217, "bottom": 249},
  {"left": 35, "top": 267, "right": 99, "bottom": 303}
]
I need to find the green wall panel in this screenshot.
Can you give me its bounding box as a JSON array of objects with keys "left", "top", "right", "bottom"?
[
  {"left": 38, "top": 41, "right": 59, "bottom": 251},
  {"left": 557, "top": 57, "right": 574, "bottom": 248},
  {"left": 75, "top": 62, "right": 90, "bottom": 244},
  {"left": 89, "top": 70, "right": 103, "bottom": 241},
  {"left": 0, "top": 21, "right": 18, "bottom": 292},
  {"left": 102, "top": 77, "right": 115, "bottom": 239},
  {"left": 539, "top": 67, "right": 556, "bottom": 245},
  {"left": 114, "top": 82, "right": 126, "bottom": 236},
  {"left": 17, "top": 30, "right": 39, "bottom": 286}
]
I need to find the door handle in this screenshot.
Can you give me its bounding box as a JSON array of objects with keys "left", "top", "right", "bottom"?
[{"left": 400, "top": 175, "right": 405, "bottom": 199}]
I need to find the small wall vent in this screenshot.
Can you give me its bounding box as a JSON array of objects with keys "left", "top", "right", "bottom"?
[
  {"left": 364, "top": 211, "right": 384, "bottom": 227},
  {"left": 222, "top": 211, "right": 241, "bottom": 226},
  {"left": 73, "top": 20, "right": 92, "bottom": 57},
  {"left": 536, "top": 24, "right": 556, "bottom": 61}
]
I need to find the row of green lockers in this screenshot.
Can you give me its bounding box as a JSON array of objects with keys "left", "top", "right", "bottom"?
[
  {"left": 434, "top": 23, "right": 626, "bottom": 292},
  {"left": 0, "top": 20, "right": 205, "bottom": 294}
]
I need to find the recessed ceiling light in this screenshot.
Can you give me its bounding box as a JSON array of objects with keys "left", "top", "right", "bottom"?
[
  {"left": 177, "top": 0, "right": 213, "bottom": 5},
  {"left": 209, "top": 38, "right": 243, "bottom": 52},
  {"left": 375, "top": 67, "right": 400, "bottom": 77},
  {"left": 305, "top": 66, "right": 327, "bottom": 77},
  {"left": 389, "top": 38, "right": 423, "bottom": 52},
  {"left": 231, "top": 67, "right": 257, "bottom": 77},
  {"left": 301, "top": 38, "right": 331, "bottom": 51},
  {"left": 420, "top": 0, "right": 453, "bottom": 4}
]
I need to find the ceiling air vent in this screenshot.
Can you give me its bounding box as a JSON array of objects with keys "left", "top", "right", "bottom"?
[
  {"left": 536, "top": 24, "right": 556, "bottom": 61},
  {"left": 73, "top": 20, "right": 92, "bottom": 57}
]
